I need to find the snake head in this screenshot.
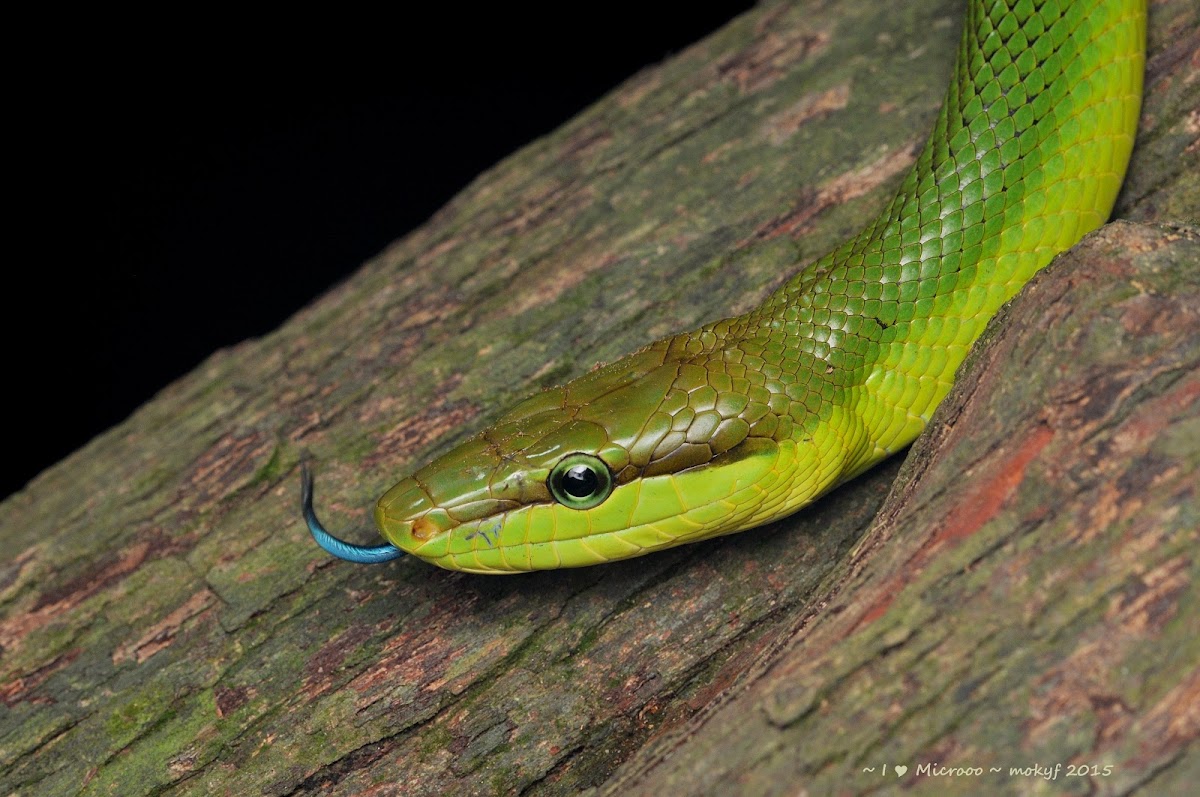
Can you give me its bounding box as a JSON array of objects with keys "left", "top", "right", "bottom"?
[{"left": 374, "top": 331, "right": 823, "bottom": 573}]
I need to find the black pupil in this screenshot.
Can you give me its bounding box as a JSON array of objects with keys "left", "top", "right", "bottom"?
[{"left": 562, "top": 465, "right": 599, "bottom": 498}]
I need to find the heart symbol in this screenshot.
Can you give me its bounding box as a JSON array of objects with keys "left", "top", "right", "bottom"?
[{"left": 894, "top": 765, "right": 908, "bottom": 777}]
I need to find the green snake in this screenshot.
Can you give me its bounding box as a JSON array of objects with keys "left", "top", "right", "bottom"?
[{"left": 303, "top": 0, "right": 1145, "bottom": 573}]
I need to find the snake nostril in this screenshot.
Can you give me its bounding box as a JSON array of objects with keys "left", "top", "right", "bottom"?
[
  {"left": 400, "top": 508, "right": 456, "bottom": 541},
  {"left": 411, "top": 516, "right": 440, "bottom": 540}
]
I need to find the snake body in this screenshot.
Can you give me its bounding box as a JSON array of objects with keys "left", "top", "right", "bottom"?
[{"left": 305, "top": 0, "right": 1145, "bottom": 573}]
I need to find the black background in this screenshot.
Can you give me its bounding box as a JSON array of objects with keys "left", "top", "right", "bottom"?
[{"left": 7, "top": 5, "right": 755, "bottom": 500}]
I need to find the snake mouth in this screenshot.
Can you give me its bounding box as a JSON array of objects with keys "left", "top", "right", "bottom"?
[
  {"left": 374, "top": 466, "right": 533, "bottom": 563},
  {"left": 376, "top": 511, "right": 451, "bottom": 561},
  {"left": 374, "top": 477, "right": 459, "bottom": 562}
]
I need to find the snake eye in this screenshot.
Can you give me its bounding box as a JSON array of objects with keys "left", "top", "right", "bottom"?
[{"left": 548, "top": 453, "right": 613, "bottom": 509}]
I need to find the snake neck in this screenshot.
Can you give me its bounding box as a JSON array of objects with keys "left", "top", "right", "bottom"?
[{"left": 663, "top": 0, "right": 1144, "bottom": 478}]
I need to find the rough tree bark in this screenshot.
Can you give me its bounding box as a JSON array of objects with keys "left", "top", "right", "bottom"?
[{"left": 2, "top": 1, "right": 1197, "bottom": 795}]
